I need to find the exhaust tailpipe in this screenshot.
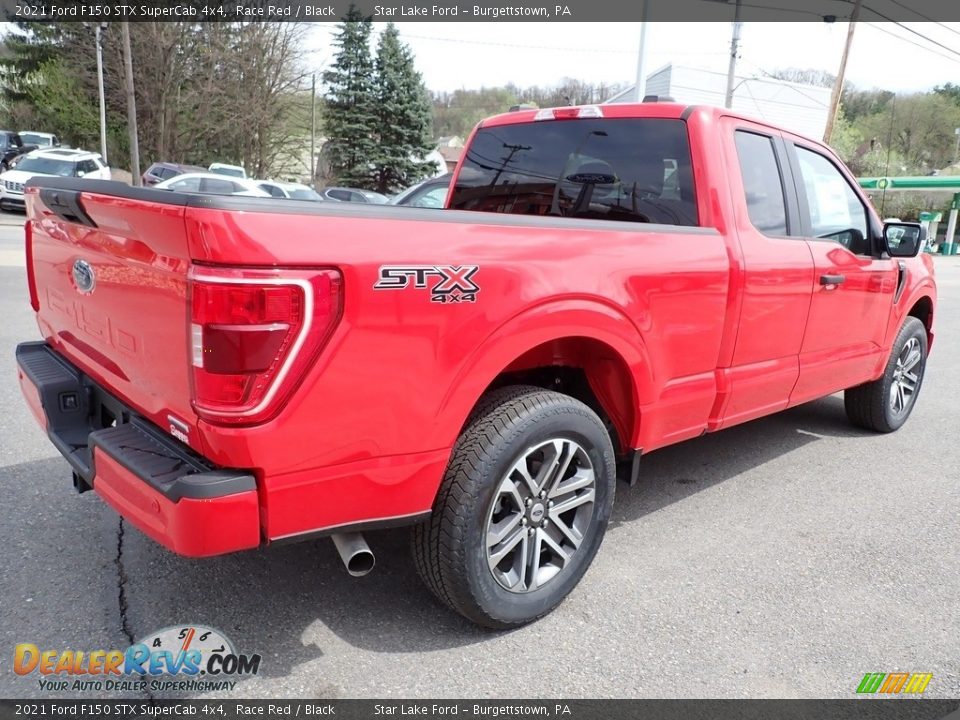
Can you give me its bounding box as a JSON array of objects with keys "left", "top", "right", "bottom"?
[{"left": 331, "top": 532, "right": 375, "bottom": 577}]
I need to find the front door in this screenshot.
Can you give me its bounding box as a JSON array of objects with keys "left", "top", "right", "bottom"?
[{"left": 786, "top": 141, "right": 898, "bottom": 405}]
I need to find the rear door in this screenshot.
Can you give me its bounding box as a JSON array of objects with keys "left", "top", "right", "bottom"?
[
  {"left": 715, "top": 119, "right": 814, "bottom": 429},
  {"left": 785, "top": 140, "right": 897, "bottom": 405}
]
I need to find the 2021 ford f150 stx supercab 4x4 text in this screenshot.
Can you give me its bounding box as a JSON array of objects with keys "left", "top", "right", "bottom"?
[{"left": 16, "top": 102, "right": 935, "bottom": 628}]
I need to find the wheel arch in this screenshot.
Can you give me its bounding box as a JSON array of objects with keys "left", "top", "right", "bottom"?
[
  {"left": 433, "top": 299, "right": 653, "bottom": 457},
  {"left": 906, "top": 294, "right": 934, "bottom": 348}
]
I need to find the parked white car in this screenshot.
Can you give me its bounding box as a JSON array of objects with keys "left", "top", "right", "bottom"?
[
  {"left": 255, "top": 180, "right": 323, "bottom": 200},
  {"left": 19, "top": 131, "right": 60, "bottom": 149},
  {"left": 0, "top": 148, "right": 110, "bottom": 212},
  {"left": 208, "top": 162, "right": 247, "bottom": 179},
  {"left": 154, "top": 172, "right": 270, "bottom": 197}
]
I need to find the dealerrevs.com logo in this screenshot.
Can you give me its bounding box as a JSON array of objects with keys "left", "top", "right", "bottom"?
[{"left": 14, "top": 625, "right": 261, "bottom": 693}]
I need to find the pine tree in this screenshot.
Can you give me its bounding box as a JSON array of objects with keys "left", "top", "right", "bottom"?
[
  {"left": 321, "top": 8, "right": 379, "bottom": 188},
  {"left": 372, "top": 24, "right": 437, "bottom": 194}
]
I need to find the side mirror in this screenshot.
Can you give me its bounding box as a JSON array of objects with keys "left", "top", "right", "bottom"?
[
  {"left": 76, "top": 170, "right": 86, "bottom": 178},
  {"left": 883, "top": 222, "right": 925, "bottom": 258}
]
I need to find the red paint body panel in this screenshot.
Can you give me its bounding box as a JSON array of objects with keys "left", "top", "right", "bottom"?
[
  {"left": 29, "top": 196, "right": 196, "bottom": 436},
  {"left": 16, "top": 361, "right": 260, "bottom": 557},
  {"left": 17, "top": 364, "right": 46, "bottom": 429},
  {"left": 19, "top": 103, "right": 937, "bottom": 557},
  {"left": 93, "top": 448, "right": 261, "bottom": 558}
]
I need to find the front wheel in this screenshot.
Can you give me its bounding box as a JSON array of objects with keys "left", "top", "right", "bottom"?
[
  {"left": 845, "top": 316, "right": 928, "bottom": 433},
  {"left": 412, "top": 385, "right": 616, "bottom": 628}
]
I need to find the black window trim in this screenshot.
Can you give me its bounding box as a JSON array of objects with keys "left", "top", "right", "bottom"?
[
  {"left": 783, "top": 139, "right": 883, "bottom": 257},
  {"left": 451, "top": 116, "right": 700, "bottom": 228},
  {"left": 733, "top": 127, "right": 798, "bottom": 239}
]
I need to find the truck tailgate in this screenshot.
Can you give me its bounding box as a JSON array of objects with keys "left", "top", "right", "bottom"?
[{"left": 27, "top": 185, "right": 197, "bottom": 438}]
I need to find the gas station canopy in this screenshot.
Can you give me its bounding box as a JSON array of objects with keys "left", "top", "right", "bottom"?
[{"left": 858, "top": 176, "right": 960, "bottom": 191}]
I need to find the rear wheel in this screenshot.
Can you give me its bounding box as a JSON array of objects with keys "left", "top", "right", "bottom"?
[
  {"left": 412, "top": 385, "right": 616, "bottom": 628},
  {"left": 845, "top": 317, "right": 927, "bottom": 433}
]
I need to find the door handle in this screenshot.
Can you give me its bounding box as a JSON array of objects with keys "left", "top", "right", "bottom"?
[{"left": 820, "top": 274, "right": 846, "bottom": 286}]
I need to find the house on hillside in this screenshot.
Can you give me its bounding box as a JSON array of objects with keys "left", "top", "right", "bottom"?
[
  {"left": 605, "top": 63, "right": 832, "bottom": 141},
  {"left": 435, "top": 135, "right": 464, "bottom": 172}
]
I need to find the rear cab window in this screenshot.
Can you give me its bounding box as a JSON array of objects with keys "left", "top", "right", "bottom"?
[
  {"left": 449, "top": 117, "right": 699, "bottom": 226},
  {"left": 200, "top": 178, "right": 240, "bottom": 194},
  {"left": 734, "top": 131, "right": 789, "bottom": 237}
]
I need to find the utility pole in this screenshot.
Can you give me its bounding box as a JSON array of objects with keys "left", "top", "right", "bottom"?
[
  {"left": 823, "top": 0, "right": 862, "bottom": 144},
  {"left": 633, "top": 0, "right": 649, "bottom": 102},
  {"left": 121, "top": 21, "right": 141, "bottom": 186},
  {"left": 724, "top": 0, "right": 743, "bottom": 109},
  {"left": 310, "top": 73, "right": 317, "bottom": 188},
  {"left": 95, "top": 23, "right": 108, "bottom": 164}
]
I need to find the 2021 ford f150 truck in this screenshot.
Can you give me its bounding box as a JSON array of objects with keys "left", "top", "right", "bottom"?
[{"left": 16, "top": 102, "right": 935, "bottom": 628}]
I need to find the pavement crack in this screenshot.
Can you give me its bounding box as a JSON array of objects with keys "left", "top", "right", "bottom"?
[
  {"left": 116, "top": 517, "right": 135, "bottom": 645},
  {"left": 116, "top": 517, "right": 157, "bottom": 702}
]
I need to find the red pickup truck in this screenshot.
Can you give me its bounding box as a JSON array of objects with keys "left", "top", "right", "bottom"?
[{"left": 16, "top": 102, "right": 935, "bottom": 628}]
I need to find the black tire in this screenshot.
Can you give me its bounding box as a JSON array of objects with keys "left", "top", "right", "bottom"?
[
  {"left": 412, "top": 385, "right": 616, "bottom": 628},
  {"left": 845, "top": 316, "right": 928, "bottom": 433}
]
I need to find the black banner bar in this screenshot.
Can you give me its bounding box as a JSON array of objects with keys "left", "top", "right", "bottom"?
[
  {"left": 1, "top": 700, "right": 960, "bottom": 720},
  {"left": 3, "top": 0, "right": 960, "bottom": 22}
]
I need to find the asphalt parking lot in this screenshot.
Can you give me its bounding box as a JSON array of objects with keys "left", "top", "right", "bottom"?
[{"left": 0, "top": 215, "right": 957, "bottom": 700}]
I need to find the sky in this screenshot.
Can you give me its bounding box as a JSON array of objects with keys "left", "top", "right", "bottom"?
[{"left": 304, "top": 21, "right": 960, "bottom": 94}]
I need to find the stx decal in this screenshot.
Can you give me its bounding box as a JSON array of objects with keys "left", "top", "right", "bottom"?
[{"left": 374, "top": 265, "right": 480, "bottom": 304}]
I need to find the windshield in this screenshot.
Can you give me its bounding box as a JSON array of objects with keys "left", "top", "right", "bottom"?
[
  {"left": 210, "top": 166, "right": 244, "bottom": 178},
  {"left": 20, "top": 133, "right": 51, "bottom": 146},
  {"left": 14, "top": 157, "right": 76, "bottom": 176},
  {"left": 449, "top": 118, "right": 698, "bottom": 226},
  {"left": 289, "top": 188, "right": 321, "bottom": 200}
]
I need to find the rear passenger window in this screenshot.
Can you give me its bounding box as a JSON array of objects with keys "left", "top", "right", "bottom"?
[
  {"left": 200, "top": 178, "right": 238, "bottom": 194},
  {"left": 734, "top": 131, "right": 788, "bottom": 237},
  {"left": 260, "top": 184, "right": 286, "bottom": 198},
  {"left": 170, "top": 177, "right": 201, "bottom": 192},
  {"left": 449, "top": 118, "right": 698, "bottom": 226}
]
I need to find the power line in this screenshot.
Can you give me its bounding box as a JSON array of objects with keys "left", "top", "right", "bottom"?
[
  {"left": 858, "top": 3, "right": 960, "bottom": 60},
  {"left": 736, "top": 59, "right": 832, "bottom": 108},
  {"left": 668, "top": 82, "right": 829, "bottom": 111},
  {"left": 877, "top": 0, "right": 960, "bottom": 39},
  {"left": 696, "top": 0, "right": 841, "bottom": 20},
  {"left": 864, "top": 22, "right": 960, "bottom": 67},
  {"left": 888, "top": 21, "right": 960, "bottom": 60}
]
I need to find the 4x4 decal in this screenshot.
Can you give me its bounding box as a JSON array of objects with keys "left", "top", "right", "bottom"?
[{"left": 374, "top": 265, "right": 480, "bottom": 304}]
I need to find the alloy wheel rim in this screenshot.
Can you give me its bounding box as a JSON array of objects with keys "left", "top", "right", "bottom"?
[
  {"left": 484, "top": 438, "right": 596, "bottom": 594},
  {"left": 890, "top": 337, "right": 922, "bottom": 416}
]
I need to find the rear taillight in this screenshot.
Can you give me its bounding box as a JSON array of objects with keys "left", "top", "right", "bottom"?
[
  {"left": 188, "top": 266, "right": 342, "bottom": 425},
  {"left": 25, "top": 221, "right": 39, "bottom": 311}
]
